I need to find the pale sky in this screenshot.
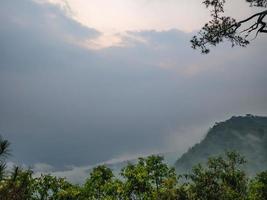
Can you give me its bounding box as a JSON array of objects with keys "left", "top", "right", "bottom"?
[
  {"left": 40, "top": 0, "right": 209, "bottom": 32},
  {"left": 36, "top": 0, "right": 253, "bottom": 48},
  {"left": 1, "top": 0, "right": 266, "bottom": 183}
]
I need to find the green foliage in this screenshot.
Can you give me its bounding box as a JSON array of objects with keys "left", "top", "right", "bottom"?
[
  {"left": 0, "top": 134, "right": 267, "bottom": 200},
  {"left": 0, "top": 167, "right": 34, "bottom": 200},
  {"left": 121, "top": 159, "right": 153, "bottom": 199},
  {"left": 186, "top": 151, "right": 248, "bottom": 200},
  {"left": 175, "top": 115, "right": 267, "bottom": 176},
  {"left": 31, "top": 174, "right": 81, "bottom": 200},
  {"left": 120, "top": 155, "right": 186, "bottom": 200},
  {"left": 248, "top": 171, "right": 267, "bottom": 200},
  {"left": 83, "top": 165, "right": 115, "bottom": 199}
]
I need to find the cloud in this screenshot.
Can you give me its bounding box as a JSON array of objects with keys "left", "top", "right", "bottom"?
[
  {"left": 38, "top": 0, "right": 208, "bottom": 33},
  {"left": 33, "top": 163, "right": 55, "bottom": 173},
  {"left": 32, "top": 151, "right": 163, "bottom": 184},
  {"left": 0, "top": 0, "right": 100, "bottom": 53},
  {"left": 0, "top": 0, "right": 267, "bottom": 173},
  {"left": 84, "top": 31, "right": 152, "bottom": 50},
  {"left": 32, "top": 0, "right": 256, "bottom": 50},
  {"left": 34, "top": 164, "right": 90, "bottom": 184},
  {"left": 38, "top": 0, "right": 254, "bottom": 34}
]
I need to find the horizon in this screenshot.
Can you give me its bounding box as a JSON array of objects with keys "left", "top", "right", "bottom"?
[{"left": 1, "top": 0, "right": 267, "bottom": 183}]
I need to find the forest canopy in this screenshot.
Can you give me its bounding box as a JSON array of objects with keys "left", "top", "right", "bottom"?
[{"left": 0, "top": 136, "right": 267, "bottom": 200}]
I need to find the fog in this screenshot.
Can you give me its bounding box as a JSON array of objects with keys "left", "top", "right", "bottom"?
[{"left": 1, "top": 0, "right": 267, "bottom": 170}]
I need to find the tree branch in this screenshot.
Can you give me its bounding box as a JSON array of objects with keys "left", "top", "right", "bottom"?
[{"left": 191, "top": 4, "right": 267, "bottom": 54}]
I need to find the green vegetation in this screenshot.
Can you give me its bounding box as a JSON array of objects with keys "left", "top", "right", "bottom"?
[
  {"left": 175, "top": 115, "right": 267, "bottom": 175},
  {"left": 0, "top": 115, "right": 266, "bottom": 199},
  {"left": 0, "top": 134, "right": 266, "bottom": 200}
]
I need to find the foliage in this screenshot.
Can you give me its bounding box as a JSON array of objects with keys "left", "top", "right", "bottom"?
[
  {"left": 0, "top": 136, "right": 10, "bottom": 181},
  {"left": 192, "top": 0, "right": 267, "bottom": 53},
  {"left": 31, "top": 174, "right": 81, "bottom": 200},
  {"left": 0, "top": 134, "right": 267, "bottom": 200},
  {"left": 175, "top": 115, "right": 267, "bottom": 176},
  {"left": 186, "top": 151, "right": 248, "bottom": 200},
  {"left": 83, "top": 165, "right": 116, "bottom": 199},
  {"left": 120, "top": 155, "right": 176, "bottom": 199},
  {"left": 248, "top": 171, "right": 267, "bottom": 200},
  {"left": 0, "top": 167, "right": 34, "bottom": 200}
]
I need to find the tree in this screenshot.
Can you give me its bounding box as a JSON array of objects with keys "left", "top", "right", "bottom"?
[
  {"left": 1, "top": 136, "right": 267, "bottom": 200},
  {"left": 145, "top": 155, "right": 177, "bottom": 199},
  {"left": 121, "top": 155, "right": 179, "bottom": 200},
  {"left": 0, "top": 167, "right": 34, "bottom": 200},
  {"left": 121, "top": 160, "right": 152, "bottom": 200},
  {"left": 248, "top": 171, "right": 267, "bottom": 200},
  {"left": 83, "top": 165, "right": 114, "bottom": 199},
  {"left": 31, "top": 174, "right": 76, "bottom": 200},
  {"left": 0, "top": 136, "right": 10, "bottom": 180},
  {"left": 186, "top": 151, "right": 248, "bottom": 200},
  {"left": 157, "top": 176, "right": 189, "bottom": 200},
  {"left": 191, "top": 0, "right": 267, "bottom": 53}
]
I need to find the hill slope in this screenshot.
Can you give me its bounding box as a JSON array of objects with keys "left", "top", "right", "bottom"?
[{"left": 175, "top": 115, "right": 267, "bottom": 174}]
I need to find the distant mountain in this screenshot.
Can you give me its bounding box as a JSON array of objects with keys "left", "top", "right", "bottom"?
[{"left": 175, "top": 115, "right": 267, "bottom": 175}]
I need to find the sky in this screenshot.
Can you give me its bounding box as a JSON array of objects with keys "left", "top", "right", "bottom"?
[{"left": 1, "top": 0, "right": 267, "bottom": 182}]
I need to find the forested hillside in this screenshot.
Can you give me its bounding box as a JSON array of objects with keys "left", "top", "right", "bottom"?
[
  {"left": 1, "top": 115, "right": 267, "bottom": 199},
  {"left": 175, "top": 115, "right": 267, "bottom": 174}
]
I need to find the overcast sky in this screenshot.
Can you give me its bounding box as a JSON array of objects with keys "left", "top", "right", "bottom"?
[{"left": 1, "top": 0, "right": 267, "bottom": 179}]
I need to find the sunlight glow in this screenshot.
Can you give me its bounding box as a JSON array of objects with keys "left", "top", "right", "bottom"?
[{"left": 36, "top": 0, "right": 253, "bottom": 49}]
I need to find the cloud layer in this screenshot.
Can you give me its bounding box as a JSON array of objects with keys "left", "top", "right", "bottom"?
[{"left": 0, "top": 0, "right": 266, "bottom": 171}]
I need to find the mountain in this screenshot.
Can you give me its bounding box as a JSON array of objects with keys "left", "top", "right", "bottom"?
[{"left": 175, "top": 115, "right": 267, "bottom": 175}]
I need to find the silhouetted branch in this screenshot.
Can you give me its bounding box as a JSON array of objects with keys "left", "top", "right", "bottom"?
[{"left": 192, "top": 0, "right": 267, "bottom": 53}]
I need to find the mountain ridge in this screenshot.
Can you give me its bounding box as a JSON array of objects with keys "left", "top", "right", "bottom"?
[{"left": 175, "top": 114, "right": 267, "bottom": 175}]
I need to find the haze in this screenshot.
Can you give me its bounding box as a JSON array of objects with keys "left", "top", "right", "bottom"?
[{"left": 0, "top": 0, "right": 266, "bottom": 181}]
